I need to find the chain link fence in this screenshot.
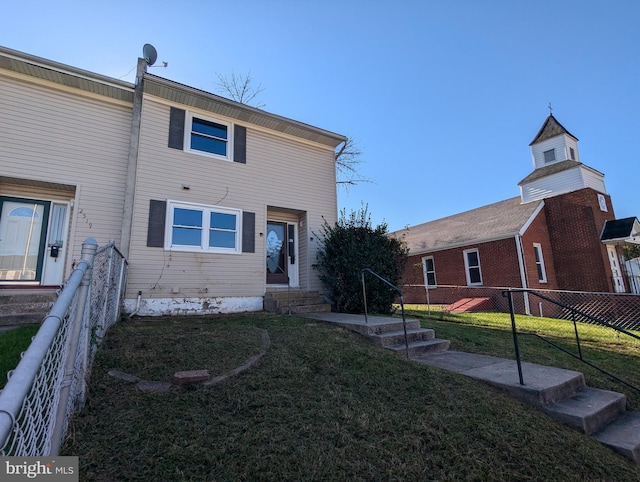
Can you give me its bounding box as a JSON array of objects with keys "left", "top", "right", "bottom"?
[
  {"left": 0, "top": 238, "right": 127, "bottom": 456},
  {"left": 404, "top": 283, "right": 640, "bottom": 394}
]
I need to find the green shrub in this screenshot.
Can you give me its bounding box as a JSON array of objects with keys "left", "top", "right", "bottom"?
[{"left": 315, "top": 207, "right": 408, "bottom": 314}]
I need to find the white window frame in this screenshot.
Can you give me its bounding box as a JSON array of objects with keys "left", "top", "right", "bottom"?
[
  {"left": 185, "top": 112, "right": 233, "bottom": 161},
  {"left": 422, "top": 256, "right": 437, "bottom": 288},
  {"left": 165, "top": 200, "right": 241, "bottom": 254},
  {"left": 463, "top": 248, "right": 483, "bottom": 286},
  {"left": 533, "top": 243, "right": 547, "bottom": 283}
]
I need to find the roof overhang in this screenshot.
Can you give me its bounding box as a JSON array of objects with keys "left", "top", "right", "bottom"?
[
  {"left": 143, "top": 74, "right": 347, "bottom": 149},
  {"left": 601, "top": 217, "right": 640, "bottom": 245},
  {"left": 0, "top": 45, "right": 134, "bottom": 103}
]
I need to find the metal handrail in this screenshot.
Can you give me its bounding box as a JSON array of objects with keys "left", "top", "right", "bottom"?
[
  {"left": 361, "top": 268, "right": 410, "bottom": 358},
  {"left": 503, "top": 288, "right": 640, "bottom": 393}
]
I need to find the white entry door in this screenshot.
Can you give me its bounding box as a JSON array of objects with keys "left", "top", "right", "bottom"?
[{"left": 606, "top": 245, "right": 626, "bottom": 293}]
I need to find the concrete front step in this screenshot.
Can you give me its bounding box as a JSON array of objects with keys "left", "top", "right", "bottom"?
[
  {"left": 0, "top": 290, "right": 57, "bottom": 327},
  {"left": 264, "top": 291, "right": 331, "bottom": 315},
  {"left": 387, "top": 338, "right": 451, "bottom": 357},
  {"left": 543, "top": 387, "right": 627, "bottom": 435},
  {"left": 595, "top": 411, "right": 640, "bottom": 463},
  {"left": 369, "top": 328, "right": 435, "bottom": 347}
]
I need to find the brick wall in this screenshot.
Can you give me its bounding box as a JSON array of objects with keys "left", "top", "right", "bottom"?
[
  {"left": 402, "top": 237, "right": 523, "bottom": 304},
  {"left": 543, "top": 188, "right": 616, "bottom": 292}
]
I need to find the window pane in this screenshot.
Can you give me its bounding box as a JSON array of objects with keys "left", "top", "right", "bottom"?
[
  {"left": 174, "top": 208, "right": 202, "bottom": 227},
  {"left": 192, "top": 118, "right": 227, "bottom": 140},
  {"left": 211, "top": 212, "right": 236, "bottom": 230},
  {"left": 544, "top": 149, "right": 555, "bottom": 163},
  {"left": 427, "top": 272, "right": 436, "bottom": 286},
  {"left": 191, "top": 135, "right": 227, "bottom": 156},
  {"left": 469, "top": 267, "right": 481, "bottom": 284},
  {"left": 209, "top": 230, "right": 236, "bottom": 248},
  {"left": 466, "top": 251, "right": 478, "bottom": 267},
  {"left": 424, "top": 258, "right": 434, "bottom": 271},
  {"left": 173, "top": 227, "right": 201, "bottom": 246}
]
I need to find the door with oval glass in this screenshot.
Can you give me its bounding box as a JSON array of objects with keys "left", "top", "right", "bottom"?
[{"left": 266, "top": 221, "right": 289, "bottom": 284}]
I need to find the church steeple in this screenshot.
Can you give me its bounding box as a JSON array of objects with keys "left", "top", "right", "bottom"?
[
  {"left": 529, "top": 114, "right": 580, "bottom": 169},
  {"left": 519, "top": 113, "right": 606, "bottom": 203}
]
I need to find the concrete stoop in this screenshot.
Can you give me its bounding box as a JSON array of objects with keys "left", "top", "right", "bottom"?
[
  {"left": 0, "top": 289, "right": 57, "bottom": 327},
  {"left": 264, "top": 290, "right": 331, "bottom": 315},
  {"left": 414, "top": 350, "right": 640, "bottom": 464}
]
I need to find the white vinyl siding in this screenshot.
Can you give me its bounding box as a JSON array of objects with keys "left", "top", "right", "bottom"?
[
  {"left": 531, "top": 135, "right": 579, "bottom": 169},
  {"left": 0, "top": 74, "right": 131, "bottom": 268},
  {"left": 126, "top": 98, "right": 337, "bottom": 299},
  {"left": 520, "top": 166, "right": 606, "bottom": 203}
]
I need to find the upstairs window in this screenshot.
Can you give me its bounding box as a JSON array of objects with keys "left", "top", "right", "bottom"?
[
  {"left": 168, "top": 107, "right": 247, "bottom": 163},
  {"left": 187, "top": 114, "right": 231, "bottom": 160},
  {"left": 543, "top": 149, "right": 556, "bottom": 163},
  {"left": 569, "top": 147, "right": 576, "bottom": 160},
  {"left": 422, "top": 256, "right": 437, "bottom": 288},
  {"left": 463, "top": 249, "right": 482, "bottom": 285},
  {"left": 533, "top": 243, "right": 547, "bottom": 283}
]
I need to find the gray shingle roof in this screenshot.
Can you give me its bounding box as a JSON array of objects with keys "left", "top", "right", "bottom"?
[
  {"left": 394, "top": 197, "right": 543, "bottom": 255},
  {"left": 518, "top": 160, "right": 604, "bottom": 185},
  {"left": 529, "top": 114, "right": 578, "bottom": 145}
]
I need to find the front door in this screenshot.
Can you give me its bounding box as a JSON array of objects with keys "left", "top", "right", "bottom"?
[
  {"left": 607, "top": 245, "right": 626, "bottom": 293},
  {"left": 0, "top": 198, "right": 50, "bottom": 282},
  {"left": 266, "top": 221, "right": 288, "bottom": 284}
]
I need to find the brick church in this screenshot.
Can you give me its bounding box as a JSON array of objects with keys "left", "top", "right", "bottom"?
[{"left": 396, "top": 114, "right": 640, "bottom": 304}]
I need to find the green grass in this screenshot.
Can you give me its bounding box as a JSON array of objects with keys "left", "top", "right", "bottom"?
[
  {"left": 403, "top": 304, "right": 640, "bottom": 410},
  {"left": 0, "top": 325, "right": 40, "bottom": 389},
  {"left": 61, "top": 314, "right": 640, "bottom": 481}
]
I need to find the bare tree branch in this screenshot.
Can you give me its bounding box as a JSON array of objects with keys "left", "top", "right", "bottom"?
[
  {"left": 214, "top": 70, "right": 266, "bottom": 109},
  {"left": 335, "top": 136, "right": 371, "bottom": 187}
]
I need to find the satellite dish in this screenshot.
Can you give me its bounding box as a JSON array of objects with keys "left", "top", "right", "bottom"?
[{"left": 142, "top": 44, "right": 158, "bottom": 66}]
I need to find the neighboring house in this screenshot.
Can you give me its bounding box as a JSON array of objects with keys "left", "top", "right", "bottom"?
[
  {"left": 395, "top": 114, "right": 640, "bottom": 305},
  {"left": 625, "top": 258, "right": 640, "bottom": 294},
  {"left": 0, "top": 46, "right": 346, "bottom": 315}
]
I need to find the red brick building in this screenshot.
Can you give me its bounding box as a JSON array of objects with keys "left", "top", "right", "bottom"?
[{"left": 395, "top": 114, "right": 640, "bottom": 305}]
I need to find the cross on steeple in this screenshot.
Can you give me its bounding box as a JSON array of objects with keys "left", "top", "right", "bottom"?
[{"left": 548, "top": 102, "right": 553, "bottom": 115}]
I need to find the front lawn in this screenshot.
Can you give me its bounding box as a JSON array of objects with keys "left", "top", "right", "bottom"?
[{"left": 62, "top": 314, "right": 640, "bottom": 481}]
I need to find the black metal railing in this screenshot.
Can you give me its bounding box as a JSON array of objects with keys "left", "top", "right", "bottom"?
[
  {"left": 361, "top": 268, "right": 410, "bottom": 358},
  {"left": 503, "top": 288, "right": 640, "bottom": 393}
]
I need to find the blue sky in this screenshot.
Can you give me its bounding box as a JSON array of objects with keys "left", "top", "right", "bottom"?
[{"left": 3, "top": 1, "right": 639, "bottom": 232}]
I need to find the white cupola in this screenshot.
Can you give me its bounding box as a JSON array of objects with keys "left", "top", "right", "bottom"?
[
  {"left": 518, "top": 114, "right": 606, "bottom": 203},
  {"left": 529, "top": 114, "right": 579, "bottom": 169}
]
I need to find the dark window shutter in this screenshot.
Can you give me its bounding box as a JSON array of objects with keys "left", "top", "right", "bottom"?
[
  {"left": 168, "top": 107, "right": 186, "bottom": 150},
  {"left": 242, "top": 211, "right": 255, "bottom": 253},
  {"left": 234, "top": 125, "right": 246, "bottom": 164},
  {"left": 147, "top": 200, "right": 167, "bottom": 247}
]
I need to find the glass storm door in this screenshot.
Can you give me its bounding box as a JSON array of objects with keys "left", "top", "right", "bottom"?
[
  {"left": 266, "top": 221, "right": 288, "bottom": 284},
  {"left": 0, "top": 198, "right": 50, "bottom": 282}
]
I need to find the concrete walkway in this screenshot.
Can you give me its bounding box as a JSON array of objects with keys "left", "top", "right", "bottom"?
[{"left": 299, "top": 312, "right": 640, "bottom": 464}]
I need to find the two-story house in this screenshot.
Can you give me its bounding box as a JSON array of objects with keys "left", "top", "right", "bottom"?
[{"left": 0, "top": 46, "right": 346, "bottom": 315}]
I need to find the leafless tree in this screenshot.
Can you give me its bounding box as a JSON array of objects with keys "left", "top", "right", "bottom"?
[
  {"left": 335, "top": 136, "right": 369, "bottom": 186},
  {"left": 214, "top": 70, "right": 266, "bottom": 108},
  {"left": 215, "top": 71, "right": 368, "bottom": 186}
]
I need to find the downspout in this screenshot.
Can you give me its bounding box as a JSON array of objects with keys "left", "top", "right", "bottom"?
[
  {"left": 515, "top": 234, "right": 531, "bottom": 315},
  {"left": 121, "top": 57, "right": 147, "bottom": 259}
]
